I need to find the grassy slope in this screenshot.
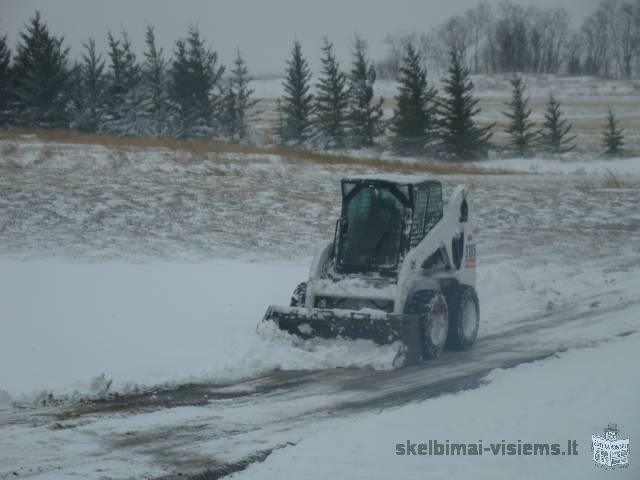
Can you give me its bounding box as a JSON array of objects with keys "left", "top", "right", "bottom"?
[{"left": 0, "top": 127, "right": 516, "bottom": 176}]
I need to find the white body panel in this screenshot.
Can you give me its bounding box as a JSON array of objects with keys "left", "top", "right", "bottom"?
[{"left": 304, "top": 181, "right": 477, "bottom": 314}]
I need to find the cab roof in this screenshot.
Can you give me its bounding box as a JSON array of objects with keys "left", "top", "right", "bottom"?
[{"left": 342, "top": 173, "right": 438, "bottom": 186}]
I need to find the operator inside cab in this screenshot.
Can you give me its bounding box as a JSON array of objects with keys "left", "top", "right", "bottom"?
[
  {"left": 340, "top": 185, "right": 404, "bottom": 270},
  {"left": 364, "top": 195, "right": 401, "bottom": 265}
]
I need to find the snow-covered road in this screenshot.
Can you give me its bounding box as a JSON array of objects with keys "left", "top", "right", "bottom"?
[
  {"left": 1, "top": 277, "right": 638, "bottom": 479},
  {"left": 1, "top": 139, "right": 639, "bottom": 478}
]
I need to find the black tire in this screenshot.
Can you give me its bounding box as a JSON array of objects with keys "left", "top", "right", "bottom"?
[
  {"left": 405, "top": 291, "right": 449, "bottom": 360},
  {"left": 446, "top": 285, "right": 480, "bottom": 351},
  {"left": 290, "top": 282, "right": 307, "bottom": 307}
]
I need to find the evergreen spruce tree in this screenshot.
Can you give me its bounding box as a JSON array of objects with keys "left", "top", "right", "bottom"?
[
  {"left": 105, "top": 31, "right": 125, "bottom": 108},
  {"left": 314, "top": 37, "right": 348, "bottom": 149},
  {"left": 168, "top": 39, "right": 190, "bottom": 137},
  {"left": 13, "top": 11, "right": 71, "bottom": 127},
  {"left": 539, "top": 95, "right": 576, "bottom": 154},
  {"left": 279, "top": 40, "right": 313, "bottom": 145},
  {"left": 223, "top": 49, "right": 258, "bottom": 142},
  {"left": 438, "top": 50, "right": 493, "bottom": 160},
  {"left": 73, "top": 38, "right": 106, "bottom": 132},
  {"left": 503, "top": 75, "right": 537, "bottom": 157},
  {"left": 602, "top": 108, "right": 624, "bottom": 157},
  {"left": 347, "top": 36, "right": 383, "bottom": 149},
  {"left": 103, "top": 31, "right": 145, "bottom": 135},
  {"left": 67, "top": 60, "right": 83, "bottom": 124},
  {"left": 141, "top": 25, "right": 170, "bottom": 137},
  {"left": 117, "top": 32, "right": 145, "bottom": 135},
  {"left": 188, "top": 27, "right": 225, "bottom": 136},
  {"left": 0, "top": 34, "right": 14, "bottom": 123},
  {"left": 169, "top": 27, "right": 225, "bottom": 138},
  {"left": 390, "top": 42, "right": 436, "bottom": 156},
  {"left": 221, "top": 78, "right": 238, "bottom": 141}
]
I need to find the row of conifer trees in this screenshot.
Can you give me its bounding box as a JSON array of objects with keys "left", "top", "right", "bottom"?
[
  {"left": 0, "top": 12, "right": 256, "bottom": 140},
  {"left": 504, "top": 77, "right": 625, "bottom": 157},
  {"left": 0, "top": 12, "right": 627, "bottom": 159},
  {"left": 279, "top": 39, "right": 626, "bottom": 159}
]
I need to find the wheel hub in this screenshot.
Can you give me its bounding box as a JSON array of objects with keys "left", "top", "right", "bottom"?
[{"left": 430, "top": 302, "right": 447, "bottom": 345}]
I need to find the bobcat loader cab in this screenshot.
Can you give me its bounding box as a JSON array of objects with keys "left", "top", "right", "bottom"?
[{"left": 262, "top": 174, "right": 479, "bottom": 367}]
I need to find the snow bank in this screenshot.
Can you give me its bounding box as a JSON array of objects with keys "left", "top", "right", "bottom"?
[
  {"left": 0, "top": 258, "right": 399, "bottom": 401},
  {"left": 2, "top": 251, "right": 636, "bottom": 403},
  {"left": 236, "top": 332, "right": 640, "bottom": 479}
]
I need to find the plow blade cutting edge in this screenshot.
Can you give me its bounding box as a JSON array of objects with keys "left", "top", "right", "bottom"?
[{"left": 262, "top": 306, "right": 422, "bottom": 367}]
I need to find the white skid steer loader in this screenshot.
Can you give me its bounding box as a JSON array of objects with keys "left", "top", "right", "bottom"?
[{"left": 261, "top": 174, "right": 479, "bottom": 367}]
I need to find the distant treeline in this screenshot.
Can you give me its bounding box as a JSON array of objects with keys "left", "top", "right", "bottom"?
[
  {"left": 0, "top": 7, "right": 629, "bottom": 159},
  {"left": 377, "top": 0, "right": 640, "bottom": 79},
  {"left": 0, "top": 12, "right": 252, "bottom": 141}
]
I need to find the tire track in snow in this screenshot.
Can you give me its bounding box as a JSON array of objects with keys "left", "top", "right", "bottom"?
[{"left": 1, "top": 291, "right": 638, "bottom": 479}]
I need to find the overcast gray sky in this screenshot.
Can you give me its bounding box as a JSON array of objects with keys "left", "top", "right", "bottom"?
[{"left": 1, "top": 0, "right": 603, "bottom": 75}]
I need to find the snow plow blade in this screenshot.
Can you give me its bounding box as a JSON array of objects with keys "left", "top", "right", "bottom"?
[{"left": 262, "top": 306, "right": 422, "bottom": 367}]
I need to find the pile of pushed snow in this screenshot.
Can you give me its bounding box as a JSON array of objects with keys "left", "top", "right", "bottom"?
[
  {"left": 3, "top": 250, "right": 638, "bottom": 405},
  {"left": 14, "top": 326, "right": 400, "bottom": 407},
  {"left": 247, "top": 320, "right": 400, "bottom": 372},
  {"left": 0, "top": 258, "right": 399, "bottom": 405}
]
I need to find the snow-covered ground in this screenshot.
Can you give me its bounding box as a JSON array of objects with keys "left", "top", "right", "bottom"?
[
  {"left": 0, "top": 135, "right": 639, "bottom": 478},
  {"left": 2, "top": 252, "right": 635, "bottom": 403},
  {"left": 1, "top": 256, "right": 638, "bottom": 478},
  {"left": 472, "top": 156, "right": 640, "bottom": 175},
  {"left": 0, "top": 259, "right": 406, "bottom": 401},
  {"left": 1, "top": 136, "right": 639, "bottom": 261},
  {"left": 237, "top": 334, "right": 639, "bottom": 480}
]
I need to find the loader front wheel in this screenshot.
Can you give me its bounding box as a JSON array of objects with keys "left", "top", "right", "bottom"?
[
  {"left": 406, "top": 291, "right": 449, "bottom": 360},
  {"left": 289, "top": 282, "right": 307, "bottom": 307},
  {"left": 446, "top": 286, "right": 479, "bottom": 351}
]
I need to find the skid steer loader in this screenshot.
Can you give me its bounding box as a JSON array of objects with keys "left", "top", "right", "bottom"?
[{"left": 261, "top": 174, "right": 479, "bottom": 367}]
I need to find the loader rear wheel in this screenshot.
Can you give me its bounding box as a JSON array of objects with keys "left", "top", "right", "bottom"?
[
  {"left": 290, "top": 282, "right": 307, "bottom": 307},
  {"left": 446, "top": 286, "right": 479, "bottom": 351},
  {"left": 406, "top": 291, "right": 449, "bottom": 360}
]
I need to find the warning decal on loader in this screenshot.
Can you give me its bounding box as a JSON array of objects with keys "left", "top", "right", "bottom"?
[{"left": 465, "top": 243, "right": 476, "bottom": 269}]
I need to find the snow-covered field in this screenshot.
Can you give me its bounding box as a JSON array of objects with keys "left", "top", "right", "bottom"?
[
  {"left": 0, "top": 135, "right": 639, "bottom": 478},
  {"left": 253, "top": 74, "right": 640, "bottom": 102},
  {"left": 237, "top": 334, "right": 639, "bottom": 480},
  {"left": 472, "top": 156, "right": 640, "bottom": 175},
  {"left": 0, "top": 259, "right": 409, "bottom": 400}
]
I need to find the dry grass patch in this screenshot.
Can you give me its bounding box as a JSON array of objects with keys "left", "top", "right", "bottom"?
[
  {"left": 577, "top": 169, "right": 626, "bottom": 193},
  {"left": 604, "top": 169, "right": 623, "bottom": 188},
  {"left": 1, "top": 141, "right": 18, "bottom": 156},
  {"left": 0, "top": 127, "right": 519, "bottom": 176}
]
